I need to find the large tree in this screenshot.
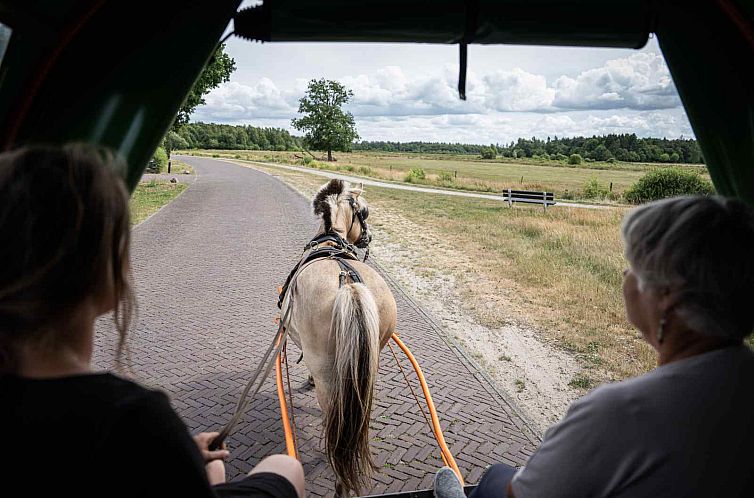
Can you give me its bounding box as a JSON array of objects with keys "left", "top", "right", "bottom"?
[
  {"left": 175, "top": 43, "right": 235, "bottom": 128},
  {"left": 163, "top": 43, "right": 235, "bottom": 158},
  {"left": 291, "top": 78, "right": 359, "bottom": 161}
]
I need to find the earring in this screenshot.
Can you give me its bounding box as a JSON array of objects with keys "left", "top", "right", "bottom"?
[{"left": 657, "top": 315, "right": 667, "bottom": 344}]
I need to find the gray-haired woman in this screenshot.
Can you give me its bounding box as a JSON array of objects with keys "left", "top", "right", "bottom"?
[{"left": 436, "top": 196, "right": 754, "bottom": 498}]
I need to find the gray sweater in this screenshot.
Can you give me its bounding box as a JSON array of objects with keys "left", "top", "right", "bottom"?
[{"left": 512, "top": 345, "right": 754, "bottom": 497}]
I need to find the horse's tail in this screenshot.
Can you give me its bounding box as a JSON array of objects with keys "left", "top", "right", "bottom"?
[{"left": 327, "top": 282, "right": 380, "bottom": 496}]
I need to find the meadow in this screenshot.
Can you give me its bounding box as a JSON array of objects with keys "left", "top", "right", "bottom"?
[{"left": 186, "top": 149, "right": 708, "bottom": 202}]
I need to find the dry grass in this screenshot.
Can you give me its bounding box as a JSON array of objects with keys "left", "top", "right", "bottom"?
[
  {"left": 185, "top": 149, "right": 707, "bottom": 202},
  {"left": 239, "top": 161, "right": 656, "bottom": 385}
]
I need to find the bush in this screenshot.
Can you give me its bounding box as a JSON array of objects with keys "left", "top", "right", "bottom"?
[
  {"left": 582, "top": 178, "right": 610, "bottom": 200},
  {"left": 146, "top": 146, "right": 168, "bottom": 173},
  {"left": 555, "top": 153, "right": 568, "bottom": 161},
  {"left": 624, "top": 168, "right": 715, "bottom": 204},
  {"left": 480, "top": 146, "right": 497, "bottom": 160},
  {"left": 358, "top": 166, "right": 373, "bottom": 175},
  {"left": 438, "top": 171, "right": 454, "bottom": 182},
  {"left": 404, "top": 168, "right": 426, "bottom": 183},
  {"left": 606, "top": 157, "right": 616, "bottom": 163},
  {"left": 568, "top": 153, "right": 583, "bottom": 165}
]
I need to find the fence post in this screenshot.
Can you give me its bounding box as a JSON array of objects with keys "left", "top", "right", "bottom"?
[
  {"left": 543, "top": 191, "right": 547, "bottom": 212},
  {"left": 168, "top": 160, "right": 171, "bottom": 174},
  {"left": 454, "top": 170, "right": 458, "bottom": 179},
  {"left": 609, "top": 182, "right": 613, "bottom": 192},
  {"left": 508, "top": 188, "right": 512, "bottom": 208}
]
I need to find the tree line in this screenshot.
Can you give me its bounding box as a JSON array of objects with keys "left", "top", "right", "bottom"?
[
  {"left": 356, "top": 134, "right": 703, "bottom": 164},
  {"left": 496, "top": 134, "right": 703, "bottom": 164},
  {"left": 171, "top": 122, "right": 303, "bottom": 151},
  {"left": 169, "top": 122, "right": 702, "bottom": 165}
]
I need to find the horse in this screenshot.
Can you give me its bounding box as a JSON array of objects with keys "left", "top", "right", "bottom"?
[{"left": 280, "top": 178, "right": 397, "bottom": 496}]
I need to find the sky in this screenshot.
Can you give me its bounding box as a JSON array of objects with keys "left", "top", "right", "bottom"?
[{"left": 192, "top": 26, "right": 696, "bottom": 145}]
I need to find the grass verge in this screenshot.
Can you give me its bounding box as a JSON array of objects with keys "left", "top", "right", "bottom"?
[{"left": 130, "top": 180, "right": 187, "bottom": 225}]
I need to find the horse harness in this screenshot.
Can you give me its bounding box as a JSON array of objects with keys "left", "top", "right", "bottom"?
[
  {"left": 278, "top": 198, "right": 371, "bottom": 309},
  {"left": 277, "top": 232, "right": 365, "bottom": 310}
]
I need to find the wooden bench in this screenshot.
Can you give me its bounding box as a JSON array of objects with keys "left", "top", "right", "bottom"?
[{"left": 502, "top": 189, "right": 556, "bottom": 210}]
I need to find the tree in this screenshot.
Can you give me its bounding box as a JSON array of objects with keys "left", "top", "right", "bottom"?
[
  {"left": 174, "top": 44, "right": 236, "bottom": 127},
  {"left": 156, "top": 44, "right": 235, "bottom": 165},
  {"left": 164, "top": 131, "right": 189, "bottom": 157},
  {"left": 480, "top": 145, "right": 497, "bottom": 160},
  {"left": 291, "top": 79, "right": 359, "bottom": 161}
]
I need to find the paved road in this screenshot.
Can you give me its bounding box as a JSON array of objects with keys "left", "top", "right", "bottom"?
[
  {"left": 94, "top": 157, "right": 537, "bottom": 496},
  {"left": 217, "top": 157, "right": 617, "bottom": 210}
]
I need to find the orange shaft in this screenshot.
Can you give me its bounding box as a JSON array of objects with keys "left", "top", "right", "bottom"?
[
  {"left": 275, "top": 351, "right": 297, "bottom": 458},
  {"left": 391, "top": 333, "right": 464, "bottom": 485}
]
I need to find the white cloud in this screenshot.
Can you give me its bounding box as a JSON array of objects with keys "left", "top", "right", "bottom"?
[
  {"left": 483, "top": 68, "right": 555, "bottom": 112},
  {"left": 193, "top": 51, "right": 691, "bottom": 141},
  {"left": 552, "top": 53, "right": 679, "bottom": 110},
  {"left": 193, "top": 79, "right": 297, "bottom": 121}
]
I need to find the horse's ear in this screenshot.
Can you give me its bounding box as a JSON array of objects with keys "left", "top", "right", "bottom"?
[{"left": 351, "top": 182, "right": 364, "bottom": 199}]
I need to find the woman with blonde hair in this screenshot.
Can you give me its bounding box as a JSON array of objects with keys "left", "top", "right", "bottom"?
[{"left": 0, "top": 144, "right": 304, "bottom": 498}]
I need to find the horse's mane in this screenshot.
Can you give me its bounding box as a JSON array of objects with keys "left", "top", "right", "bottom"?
[{"left": 313, "top": 179, "right": 345, "bottom": 232}]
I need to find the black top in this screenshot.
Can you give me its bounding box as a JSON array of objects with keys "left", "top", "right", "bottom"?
[{"left": 0, "top": 372, "right": 217, "bottom": 497}]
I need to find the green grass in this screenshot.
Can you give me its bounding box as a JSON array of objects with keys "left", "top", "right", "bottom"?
[
  {"left": 568, "top": 373, "right": 594, "bottom": 390},
  {"left": 183, "top": 149, "right": 708, "bottom": 202},
  {"left": 130, "top": 180, "right": 187, "bottom": 225},
  {"left": 166, "top": 159, "right": 195, "bottom": 175}
]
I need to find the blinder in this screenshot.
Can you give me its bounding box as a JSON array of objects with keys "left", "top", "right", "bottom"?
[{"left": 348, "top": 197, "right": 371, "bottom": 249}]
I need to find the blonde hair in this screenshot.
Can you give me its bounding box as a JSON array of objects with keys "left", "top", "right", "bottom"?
[{"left": 0, "top": 144, "right": 135, "bottom": 373}]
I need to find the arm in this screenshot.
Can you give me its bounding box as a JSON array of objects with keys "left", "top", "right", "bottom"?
[
  {"left": 107, "top": 389, "right": 220, "bottom": 497},
  {"left": 511, "top": 387, "right": 633, "bottom": 498}
]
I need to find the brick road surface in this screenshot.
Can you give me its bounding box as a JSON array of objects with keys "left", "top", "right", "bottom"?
[{"left": 93, "top": 156, "right": 538, "bottom": 496}]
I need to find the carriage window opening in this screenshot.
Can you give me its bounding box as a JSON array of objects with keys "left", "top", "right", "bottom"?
[{"left": 0, "top": 22, "right": 11, "bottom": 67}]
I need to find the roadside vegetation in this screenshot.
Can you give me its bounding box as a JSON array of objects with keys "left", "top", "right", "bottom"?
[
  {"left": 130, "top": 180, "right": 187, "bottom": 225},
  {"left": 184, "top": 148, "right": 712, "bottom": 203}
]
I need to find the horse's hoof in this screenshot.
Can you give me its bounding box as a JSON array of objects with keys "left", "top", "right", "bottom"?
[{"left": 308, "top": 375, "right": 316, "bottom": 387}]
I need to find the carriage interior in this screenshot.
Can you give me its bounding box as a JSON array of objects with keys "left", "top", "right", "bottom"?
[{"left": 1, "top": 0, "right": 753, "bottom": 496}]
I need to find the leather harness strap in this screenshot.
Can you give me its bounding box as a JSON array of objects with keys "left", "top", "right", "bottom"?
[{"left": 278, "top": 231, "right": 365, "bottom": 309}]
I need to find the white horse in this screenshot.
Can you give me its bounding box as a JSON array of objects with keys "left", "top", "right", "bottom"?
[{"left": 281, "top": 179, "right": 397, "bottom": 496}]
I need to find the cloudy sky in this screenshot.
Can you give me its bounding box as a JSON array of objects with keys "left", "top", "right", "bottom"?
[{"left": 193, "top": 31, "right": 695, "bottom": 144}]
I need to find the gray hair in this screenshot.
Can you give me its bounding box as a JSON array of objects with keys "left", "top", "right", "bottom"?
[{"left": 622, "top": 196, "right": 754, "bottom": 342}]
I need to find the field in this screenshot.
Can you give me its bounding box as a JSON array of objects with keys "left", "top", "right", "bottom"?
[
  {"left": 185, "top": 149, "right": 708, "bottom": 202},
  {"left": 130, "top": 180, "right": 187, "bottom": 225}
]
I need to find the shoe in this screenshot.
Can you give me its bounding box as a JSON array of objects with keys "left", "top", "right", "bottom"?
[{"left": 434, "top": 466, "right": 465, "bottom": 498}]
